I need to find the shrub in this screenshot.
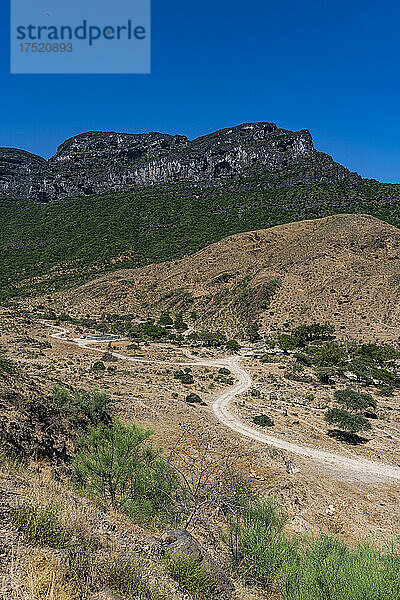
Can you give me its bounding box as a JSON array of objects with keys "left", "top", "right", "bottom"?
[
  {"left": 92, "top": 360, "right": 105, "bottom": 371},
  {"left": 325, "top": 408, "right": 372, "bottom": 434},
  {"left": 185, "top": 393, "right": 206, "bottom": 406},
  {"left": 107, "top": 554, "right": 156, "bottom": 599},
  {"left": 357, "top": 343, "right": 400, "bottom": 364},
  {"left": 73, "top": 419, "right": 178, "bottom": 520},
  {"left": 174, "top": 314, "right": 188, "bottom": 331},
  {"left": 291, "top": 323, "right": 335, "bottom": 347},
  {"left": 253, "top": 414, "right": 274, "bottom": 427},
  {"left": 11, "top": 502, "right": 69, "bottom": 548},
  {"left": 52, "top": 385, "right": 110, "bottom": 425},
  {"left": 174, "top": 370, "right": 194, "bottom": 384},
  {"left": 294, "top": 352, "right": 313, "bottom": 366},
  {"left": 312, "top": 343, "right": 347, "bottom": 367},
  {"left": 165, "top": 554, "right": 213, "bottom": 599},
  {"left": 219, "top": 367, "right": 231, "bottom": 376},
  {"left": 158, "top": 312, "right": 173, "bottom": 326},
  {"left": 224, "top": 498, "right": 295, "bottom": 591},
  {"left": 334, "top": 388, "right": 376, "bottom": 411},
  {"left": 225, "top": 340, "right": 241, "bottom": 352},
  {"left": 0, "top": 354, "right": 17, "bottom": 376},
  {"left": 281, "top": 535, "right": 400, "bottom": 600}
]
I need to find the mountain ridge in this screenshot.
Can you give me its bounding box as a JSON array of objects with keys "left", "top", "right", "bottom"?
[{"left": 0, "top": 121, "right": 360, "bottom": 202}]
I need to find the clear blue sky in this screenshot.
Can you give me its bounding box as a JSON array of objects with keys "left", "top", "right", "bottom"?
[{"left": 1, "top": 0, "right": 399, "bottom": 182}]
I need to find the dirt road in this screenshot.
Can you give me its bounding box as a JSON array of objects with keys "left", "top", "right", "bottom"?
[{"left": 45, "top": 323, "right": 400, "bottom": 483}]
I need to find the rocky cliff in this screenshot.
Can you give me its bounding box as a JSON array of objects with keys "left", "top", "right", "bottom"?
[{"left": 0, "top": 122, "right": 360, "bottom": 202}]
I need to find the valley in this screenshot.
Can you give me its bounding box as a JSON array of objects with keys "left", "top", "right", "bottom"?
[{"left": 2, "top": 122, "right": 400, "bottom": 599}]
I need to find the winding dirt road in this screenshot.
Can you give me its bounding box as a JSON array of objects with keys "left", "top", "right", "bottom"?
[{"left": 45, "top": 323, "right": 400, "bottom": 484}]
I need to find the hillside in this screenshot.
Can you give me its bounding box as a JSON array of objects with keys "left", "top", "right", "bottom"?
[
  {"left": 41, "top": 213, "right": 400, "bottom": 341},
  {"left": 2, "top": 179, "right": 400, "bottom": 303}
]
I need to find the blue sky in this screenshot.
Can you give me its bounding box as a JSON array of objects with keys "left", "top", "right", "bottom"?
[{"left": 1, "top": 0, "right": 399, "bottom": 182}]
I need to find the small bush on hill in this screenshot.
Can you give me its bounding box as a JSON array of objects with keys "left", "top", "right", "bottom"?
[
  {"left": 325, "top": 388, "right": 376, "bottom": 439},
  {"left": 253, "top": 415, "right": 274, "bottom": 427},
  {"left": 107, "top": 554, "right": 157, "bottom": 599},
  {"left": 281, "top": 535, "right": 400, "bottom": 600},
  {"left": 165, "top": 554, "right": 213, "bottom": 599},
  {"left": 174, "top": 369, "right": 194, "bottom": 384},
  {"left": 185, "top": 393, "right": 206, "bottom": 406},
  {"left": 11, "top": 502, "right": 69, "bottom": 548},
  {"left": 92, "top": 360, "right": 105, "bottom": 371},
  {"left": 225, "top": 498, "right": 295, "bottom": 591},
  {"left": 52, "top": 385, "right": 110, "bottom": 425}
]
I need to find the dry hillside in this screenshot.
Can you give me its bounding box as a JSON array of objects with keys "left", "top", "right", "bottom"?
[{"left": 40, "top": 214, "right": 400, "bottom": 340}]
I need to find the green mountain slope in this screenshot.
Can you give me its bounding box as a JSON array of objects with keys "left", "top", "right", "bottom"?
[{"left": 1, "top": 178, "right": 400, "bottom": 302}]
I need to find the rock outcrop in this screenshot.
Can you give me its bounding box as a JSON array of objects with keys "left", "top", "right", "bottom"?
[{"left": 0, "top": 122, "right": 360, "bottom": 202}]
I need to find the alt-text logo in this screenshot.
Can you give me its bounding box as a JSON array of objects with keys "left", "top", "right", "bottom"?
[{"left": 11, "top": 0, "right": 151, "bottom": 74}]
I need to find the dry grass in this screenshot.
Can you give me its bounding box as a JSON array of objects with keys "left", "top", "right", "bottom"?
[
  {"left": 0, "top": 462, "right": 190, "bottom": 600},
  {"left": 1, "top": 546, "right": 82, "bottom": 600}
]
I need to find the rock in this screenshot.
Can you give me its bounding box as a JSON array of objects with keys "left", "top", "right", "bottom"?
[
  {"left": 285, "top": 460, "right": 300, "bottom": 474},
  {"left": 160, "top": 529, "right": 235, "bottom": 600},
  {"left": 0, "top": 122, "right": 360, "bottom": 202}
]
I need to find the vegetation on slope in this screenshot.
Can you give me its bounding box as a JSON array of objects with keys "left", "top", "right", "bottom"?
[{"left": 2, "top": 178, "right": 400, "bottom": 301}]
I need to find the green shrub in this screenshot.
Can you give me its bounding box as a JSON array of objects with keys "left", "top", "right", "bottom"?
[
  {"left": 250, "top": 388, "right": 261, "bottom": 397},
  {"left": 325, "top": 388, "right": 377, "bottom": 438},
  {"left": 158, "top": 312, "right": 173, "bottom": 326},
  {"left": 73, "top": 419, "right": 178, "bottom": 520},
  {"left": 281, "top": 535, "right": 400, "bottom": 600},
  {"left": 185, "top": 393, "right": 206, "bottom": 406},
  {"left": 0, "top": 354, "right": 17, "bottom": 376},
  {"left": 224, "top": 498, "right": 295, "bottom": 591},
  {"left": 312, "top": 343, "right": 347, "bottom": 367},
  {"left": 10, "top": 502, "right": 69, "bottom": 548},
  {"left": 225, "top": 340, "right": 241, "bottom": 352},
  {"left": 174, "top": 370, "right": 194, "bottom": 384},
  {"left": 107, "top": 555, "right": 156, "bottom": 599},
  {"left": 334, "top": 388, "right": 376, "bottom": 411},
  {"left": 253, "top": 415, "right": 274, "bottom": 427},
  {"left": 325, "top": 408, "right": 372, "bottom": 434},
  {"left": 219, "top": 367, "right": 231, "bottom": 375},
  {"left": 52, "top": 385, "right": 110, "bottom": 425},
  {"left": 165, "top": 554, "right": 213, "bottom": 599},
  {"left": 294, "top": 352, "right": 313, "bottom": 366},
  {"left": 92, "top": 361, "right": 106, "bottom": 371}
]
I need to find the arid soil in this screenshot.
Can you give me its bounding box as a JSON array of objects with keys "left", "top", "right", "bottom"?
[{"left": 1, "top": 312, "right": 399, "bottom": 542}]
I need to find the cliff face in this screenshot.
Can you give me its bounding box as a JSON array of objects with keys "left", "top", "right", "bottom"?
[{"left": 0, "top": 122, "right": 360, "bottom": 202}]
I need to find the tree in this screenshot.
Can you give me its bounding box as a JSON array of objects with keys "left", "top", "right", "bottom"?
[
  {"left": 325, "top": 388, "right": 377, "bottom": 439},
  {"left": 333, "top": 388, "right": 376, "bottom": 411},
  {"left": 291, "top": 323, "right": 335, "bottom": 347},
  {"left": 225, "top": 340, "right": 241, "bottom": 353},
  {"left": 313, "top": 342, "right": 347, "bottom": 367},
  {"left": 357, "top": 343, "right": 399, "bottom": 364},
  {"left": 73, "top": 419, "right": 177, "bottom": 518},
  {"left": 278, "top": 334, "right": 298, "bottom": 352},
  {"left": 174, "top": 313, "right": 188, "bottom": 332},
  {"left": 246, "top": 322, "right": 260, "bottom": 342},
  {"left": 325, "top": 409, "right": 372, "bottom": 435}
]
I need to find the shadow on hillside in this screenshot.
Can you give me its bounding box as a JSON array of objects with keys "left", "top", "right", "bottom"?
[{"left": 327, "top": 429, "right": 369, "bottom": 445}]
